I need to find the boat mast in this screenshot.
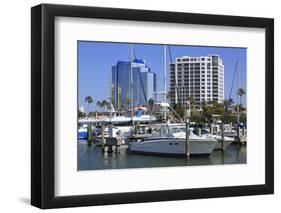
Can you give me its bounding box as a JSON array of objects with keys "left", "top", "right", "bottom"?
[
  {"left": 164, "top": 45, "right": 167, "bottom": 120},
  {"left": 109, "top": 68, "right": 112, "bottom": 122},
  {"left": 237, "top": 60, "right": 240, "bottom": 124},
  {"left": 130, "top": 44, "right": 134, "bottom": 122}
]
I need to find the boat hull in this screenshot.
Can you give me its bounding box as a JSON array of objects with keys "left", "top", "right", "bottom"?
[
  {"left": 128, "top": 138, "right": 218, "bottom": 156},
  {"left": 214, "top": 140, "right": 233, "bottom": 150},
  {"left": 78, "top": 130, "right": 88, "bottom": 139}
]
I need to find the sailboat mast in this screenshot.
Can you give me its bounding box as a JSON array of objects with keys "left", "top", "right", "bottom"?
[
  {"left": 164, "top": 45, "right": 167, "bottom": 120},
  {"left": 130, "top": 44, "right": 134, "bottom": 121},
  {"left": 109, "top": 69, "right": 112, "bottom": 121},
  {"left": 237, "top": 60, "right": 240, "bottom": 124}
]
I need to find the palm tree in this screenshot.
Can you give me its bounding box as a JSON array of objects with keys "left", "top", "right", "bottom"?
[
  {"left": 167, "top": 91, "right": 174, "bottom": 101},
  {"left": 96, "top": 101, "right": 102, "bottom": 112},
  {"left": 187, "top": 96, "right": 195, "bottom": 111},
  {"left": 125, "top": 97, "right": 131, "bottom": 110},
  {"left": 148, "top": 98, "right": 155, "bottom": 111},
  {"left": 101, "top": 100, "right": 109, "bottom": 112},
  {"left": 237, "top": 88, "right": 246, "bottom": 106},
  {"left": 84, "top": 96, "right": 93, "bottom": 117},
  {"left": 105, "top": 100, "right": 111, "bottom": 111},
  {"left": 223, "top": 99, "right": 234, "bottom": 111}
]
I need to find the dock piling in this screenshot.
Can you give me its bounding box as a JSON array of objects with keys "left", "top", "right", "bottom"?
[
  {"left": 185, "top": 121, "right": 190, "bottom": 159},
  {"left": 198, "top": 127, "right": 201, "bottom": 136},
  {"left": 220, "top": 122, "right": 225, "bottom": 150},
  {"left": 87, "top": 123, "right": 93, "bottom": 145},
  {"left": 107, "top": 145, "right": 113, "bottom": 153},
  {"left": 101, "top": 124, "right": 105, "bottom": 152},
  {"left": 237, "top": 124, "right": 241, "bottom": 146}
]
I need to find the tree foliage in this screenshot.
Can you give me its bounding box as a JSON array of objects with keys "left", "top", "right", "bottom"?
[
  {"left": 170, "top": 99, "right": 247, "bottom": 125},
  {"left": 171, "top": 103, "right": 186, "bottom": 121},
  {"left": 84, "top": 96, "right": 93, "bottom": 116},
  {"left": 78, "top": 110, "right": 85, "bottom": 118}
]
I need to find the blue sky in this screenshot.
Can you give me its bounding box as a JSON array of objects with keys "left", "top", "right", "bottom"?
[{"left": 78, "top": 41, "right": 246, "bottom": 111}]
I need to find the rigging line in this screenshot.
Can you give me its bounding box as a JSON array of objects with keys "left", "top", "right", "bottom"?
[
  {"left": 131, "top": 73, "right": 155, "bottom": 122},
  {"left": 138, "top": 71, "right": 148, "bottom": 103},
  {"left": 229, "top": 60, "right": 238, "bottom": 102},
  {"left": 133, "top": 50, "right": 155, "bottom": 121},
  {"left": 167, "top": 45, "right": 180, "bottom": 104},
  {"left": 132, "top": 73, "right": 147, "bottom": 105},
  {"left": 131, "top": 56, "right": 148, "bottom": 104},
  {"left": 168, "top": 45, "right": 173, "bottom": 63},
  {"left": 134, "top": 65, "right": 153, "bottom": 114}
]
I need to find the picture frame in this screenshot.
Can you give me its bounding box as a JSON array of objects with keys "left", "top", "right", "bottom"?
[{"left": 31, "top": 3, "right": 274, "bottom": 209}]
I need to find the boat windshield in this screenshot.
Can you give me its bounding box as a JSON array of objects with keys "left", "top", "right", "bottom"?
[
  {"left": 150, "top": 124, "right": 188, "bottom": 136},
  {"left": 192, "top": 128, "right": 209, "bottom": 135}
]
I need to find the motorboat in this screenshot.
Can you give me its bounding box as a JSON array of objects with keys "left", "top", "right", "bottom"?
[
  {"left": 78, "top": 126, "right": 88, "bottom": 139},
  {"left": 193, "top": 128, "right": 234, "bottom": 150},
  {"left": 128, "top": 124, "right": 218, "bottom": 156}
]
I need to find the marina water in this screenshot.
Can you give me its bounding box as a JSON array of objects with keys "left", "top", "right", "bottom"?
[{"left": 78, "top": 140, "right": 246, "bottom": 171}]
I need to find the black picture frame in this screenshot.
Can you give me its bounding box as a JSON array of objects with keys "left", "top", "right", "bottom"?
[{"left": 31, "top": 3, "right": 274, "bottom": 209}]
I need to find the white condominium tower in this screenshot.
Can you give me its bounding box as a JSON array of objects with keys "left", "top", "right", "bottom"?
[{"left": 170, "top": 55, "right": 224, "bottom": 108}]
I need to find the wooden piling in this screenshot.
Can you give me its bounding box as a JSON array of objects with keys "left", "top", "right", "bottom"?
[
  {"left": 101, "top": 124, "right": 105, "bottom": 152},
  {"left": 237, "top": 124, "right": 241, "bottom": 146},
  {"left": 87, "top": 123, "right": 93, "bottom": 145},
  {"left": 115, "top": 131, "right": 121, "bottom": 154},
  {"left": 115, "top": 145, "right": 119, "bottom": 153},
  {"left": 107, "top": 145, "right": 113, "bottom": 153},
  {"left": 237, "top": 125, "right": 240, "bottom": 138},
  {"left": 198, "top": 127, "right": 201, "bottom": 136},
  {"left": 220, "top": 122, "right": 225, "bottom": 150},
  {"left": 185, "top": 121, "right": 190, "bottom": 159}
]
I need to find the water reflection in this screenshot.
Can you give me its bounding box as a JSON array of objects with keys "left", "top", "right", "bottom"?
[{"left": 78, "top": 140, "right": 246, "bottom": 171}]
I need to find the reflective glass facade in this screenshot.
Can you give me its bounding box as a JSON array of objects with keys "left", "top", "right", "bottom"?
[{"left": 111, "top": 59, "right": 157, "bottom": 109}]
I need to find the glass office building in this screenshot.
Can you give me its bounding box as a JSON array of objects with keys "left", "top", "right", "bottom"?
[{"left": 111, "top": 59, "right": 157, "bottom": 109}]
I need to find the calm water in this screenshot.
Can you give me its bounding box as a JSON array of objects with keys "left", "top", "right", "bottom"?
[{"left": 78, "top": 140, "right": 246, "bottom": 170}]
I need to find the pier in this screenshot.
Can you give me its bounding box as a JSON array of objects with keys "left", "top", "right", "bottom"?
[{"left": 86, "top": 122, "right": 124, "bottom": 154}]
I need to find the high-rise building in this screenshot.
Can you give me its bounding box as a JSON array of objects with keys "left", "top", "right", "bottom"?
[
  {"left": 170, "top": 55, "right": 224, "bottom": 108},
  {"left": 111, "top": 59, "right": 157, "bottom": 109}
]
